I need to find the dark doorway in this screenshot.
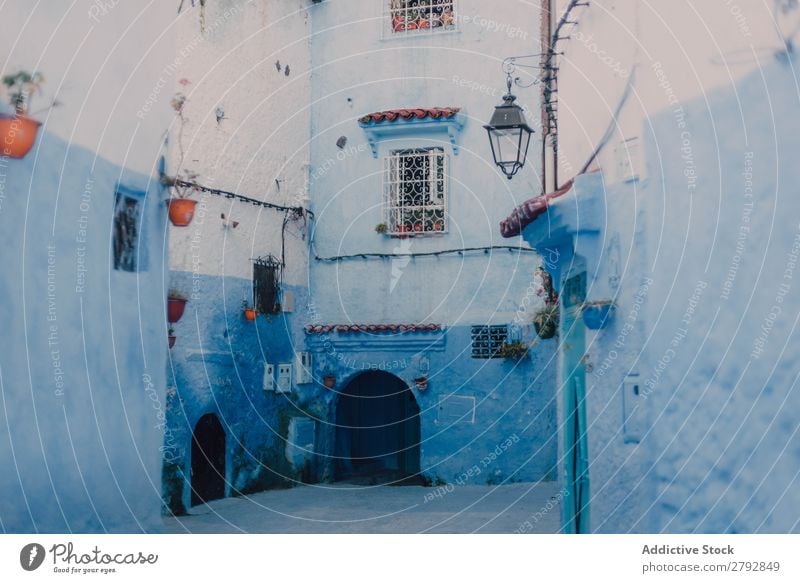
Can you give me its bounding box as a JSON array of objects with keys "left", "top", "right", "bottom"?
[
  {"left": 191, "top": 413, "right": 226, "bottom": 506},
  {"left": 334, "top": 371, "right": 421, "bottom": 484}
]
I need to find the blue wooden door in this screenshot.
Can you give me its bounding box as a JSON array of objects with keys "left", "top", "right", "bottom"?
[{"left": 561, "top": 271, "right": 590, "bottom": 533}]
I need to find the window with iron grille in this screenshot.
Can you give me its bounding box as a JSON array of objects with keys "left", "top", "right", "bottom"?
[
  {"left": 384, "top": 148, "right": 447, "bottom": 235},
  {"left": 471, "top": 325, "right": 509, "bottom": 359},
  {"left": 253, "top": 256, "right": 282, "bottom": 315},
  {"left": 112, "top": 191, "right": 141, "bottom": 272},
  {"left": 386, "top": 0, "right": 457, "bottom": 36}
]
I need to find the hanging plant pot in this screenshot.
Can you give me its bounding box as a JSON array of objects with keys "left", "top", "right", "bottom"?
[
  {"left": 582, "top": 301, "right": 616, "bottom": 330},
  {"left": 244, "top": 307, "right": 257, "bottom": 321},
  {"left": 167, "top": 295, "right": 188, "bottom": 323},
  {"left": 0, "top": 114, "right": 41, "bottom": 159},
  {"left": 168, "top": 334, "right": 177, "bottom": 349},
  {"left": 168, "top": 198, "right": 198, "bottom": 227},
  {"left": 414, "top": 376, "right": 428, "bottom": 391},
  {"left": 533, "top": 306, "right": 559, "bottom": 340},
  {"left": 323, "top": 375, "right": 336, "bottom": 389}
]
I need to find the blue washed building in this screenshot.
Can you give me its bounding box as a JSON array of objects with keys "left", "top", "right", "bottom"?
[
  {"left": 304, "top": 0, "right": 558, "bottom": 487},
  {"left": 162, "top": 0, "right": 560, "bottom": 512},
  {"left": 0, "top": 128, "right": 169, "bottom": 532},
  {"left": 507, "top": 54, "right": 800, "bottom": 533}
]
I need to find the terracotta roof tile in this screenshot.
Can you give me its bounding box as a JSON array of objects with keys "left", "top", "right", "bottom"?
[
  {"left": 359, "top": 107, "right": 460, "bottom": 125},
  {"left": 499, "top": 179, "right": 575, "bottom": 238},
  {"left": 305, "top": 323, "right": 443, "bottom": 334}
]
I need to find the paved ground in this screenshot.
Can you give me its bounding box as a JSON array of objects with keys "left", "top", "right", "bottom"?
[{"left": 163, "top": 481, "right": 562, "bottom": 533}]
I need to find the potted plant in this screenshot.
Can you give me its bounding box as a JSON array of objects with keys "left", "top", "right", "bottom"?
[
  {"left": 167, "top": 289, "right": 188, "bottom": 323},
  {"left": 582, "top": 300, "right": 616, "bottom": 330},
  {"left": 242, "top": 299, "right": 257, "bottom": 321},
  {"left": 323, "top": 374, "right": 336, "bottom": 389},
  {"left": 414, "top": 376, "right": 428, "bottom": 391},
  {"left": 498, "top": 341, "right": 529, "bottom": 360},
  {"left": 533, "top": 304, "right": 559, "bottom": 339},
  {"left": 164, "top": 90, "right": 199, "bottom": 227},
  {"left": 168, "top": 327, "right": 176, "bottom": 349},
  {"left": 375, "top": 222, "right": 388, "bottom": 234},
  {"left": 1, "top": 70, "right": 47, "bottom": 159}
]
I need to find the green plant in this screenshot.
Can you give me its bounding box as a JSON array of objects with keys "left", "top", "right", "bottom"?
[
  {"left": 375, "top": 222, "right": 388, "bottom": 234},
  {"left": 533, "top": 304, "right": 559, "bottom": 339},
  {"left": 498, "top": 341, "right": 529, "bottom": 360},
  {"left": 3, "top": 70, "right": 43, "bottom": 114},
  {"left": 168, "top": 288, "right": 188, "bottom": 300}
]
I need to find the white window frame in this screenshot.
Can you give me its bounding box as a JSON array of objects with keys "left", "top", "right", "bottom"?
[
  {"left": 383, "top": 147, "right": 448, "bottom": 236},
  {"left": 383, "top": 0, "right": 459, "bottom": 38}
]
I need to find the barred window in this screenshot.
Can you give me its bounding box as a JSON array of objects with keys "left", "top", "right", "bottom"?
[
  {"left": 254, "top": 256, "right": 282, "bottom": 315},
  {"left": 386, "top": 0, "right": 457, "bottom": 36},
  {"left": 384, "top": 148, "right": 447, "bottom": 235},
  {"left": 471, "top": 325, "right": 508, "bottom": 359},
  {"left": 112, "top": 191, "right": 141, "bottom": 272}
]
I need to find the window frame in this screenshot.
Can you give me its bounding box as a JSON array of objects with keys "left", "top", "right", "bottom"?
[
  {"left": 470, "top": 325, "right": 509, "bottom": 359},
  {"left": 383, "top": 0, "right": 459, "bottom": 39},
  {"left": 383, "top": 147, "right": 449, "bottom": 237},
  {"left": 112, "top": 187, "right": 145, "bottom": 273},
  {"left": 253, "top": 255, "right": 282, "bottom": 316}
]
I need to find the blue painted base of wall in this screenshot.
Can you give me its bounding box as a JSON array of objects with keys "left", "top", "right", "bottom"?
[{"left": 163, "top": 271, "right": 559, "bottom": 514}]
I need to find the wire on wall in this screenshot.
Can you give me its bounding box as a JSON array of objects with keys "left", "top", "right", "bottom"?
[{"left": 313, "top": 245, "right": 538, "bottom": 263}]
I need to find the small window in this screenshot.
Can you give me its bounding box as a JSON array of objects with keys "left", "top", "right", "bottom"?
[
  {"left": 253, "top": 256, "right": 282, "bottom": 315},
  {"left": 386, "top": 0, "right": 457, "bottom": 36},
  {"left": 384, "top": 148, "right": 447, "bottom": 235},
  {"left": 112, "top": 191, "right": 142, "bottom": 272},
  {"left": 615, "top": 137, "right": 642, "bottom": 183},
  {"left": 471, "top": 325, "right": 508, "bottom": 359}
]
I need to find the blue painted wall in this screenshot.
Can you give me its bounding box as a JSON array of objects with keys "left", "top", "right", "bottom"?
[
  {"left": 0, "top": 131, "right": 168, "bottom": 532},
  {"left": 163, "top": 274, "right": 311, "bottom": 513},
  {"left": 306, "top": 324, "right": 558, "bottom": 485},
  {"left": 522, "top": 60, "right": 800, "bottom": 533},
  {"left": 304, "top": 0, "right": 558, "bottom": 486}
]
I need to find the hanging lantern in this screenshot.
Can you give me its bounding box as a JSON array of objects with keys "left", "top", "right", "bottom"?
[{"left": 484, "top": 79, "right": 534, "bottom": 179}]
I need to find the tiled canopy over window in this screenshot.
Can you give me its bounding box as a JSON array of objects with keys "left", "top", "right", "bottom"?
[{"left": 387, "top": 0, "right": 457, "bottom": 35}]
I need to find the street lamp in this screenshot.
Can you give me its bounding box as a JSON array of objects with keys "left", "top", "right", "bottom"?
[{"left": 484, "top": 77, "right": 534, "bottom": 179}]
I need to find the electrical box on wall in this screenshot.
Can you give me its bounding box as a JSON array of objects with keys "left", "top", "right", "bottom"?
[
  {"left": 622, "top": 375, "right": 644, "bottom": 444},
  {"left": 294, "top": 352, "right": 312, "bottom": 384},
  {"left": 282, "top": 290, "right": 295, "bottom": 313},
  {"left": 277, "top": 364, "right": 292, "bottom": 393},
  {"left": 263, "top": 364, "right": 275, "bottom": 392}
]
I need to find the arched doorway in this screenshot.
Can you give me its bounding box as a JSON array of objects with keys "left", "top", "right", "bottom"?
[
  {"left": 334, "top": 371, "right": 421, "bottom": 483},
  {"left": 191, "top": 413, "right": 226, "bottom": 506}
]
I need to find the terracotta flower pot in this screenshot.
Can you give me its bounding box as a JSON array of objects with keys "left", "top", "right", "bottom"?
[
  {"left": 168, "top": 335, "right": 176, "bottom": 349},
  {"left": 414, "top": 377, "right": 428, "bottom": 391},
  {"left": 244, "top": 308, "right": 257, "bottom": 321},
  {"left": 323, "top": 375, "right": 336, "bottom": 389},
  {"left": 167, "top": 297, "right": 187, "bottom": 323},
  {"left": 0, "top": 114, "right": 41, "bottom": 159},
  {"left": 168, "top": 198, "right": 198, "bottom": 227},
  {"left": 392, "top": 15, "right": 406, "bottom": 32}
]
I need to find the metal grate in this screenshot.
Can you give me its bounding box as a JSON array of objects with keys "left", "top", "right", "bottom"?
[
  {"left": 386, "top": 0, "right": 457, "bottom": 36},
  {"left": 112, "top": 191, "right": 141, "bottom": 272},
  {"left": 384, "top": 148, "right": 447, "bottom": 235},
  {"left": 253, "top": 255, "right": 282, "bottom": 315},
  {"left": 471, "top": 325, "right": 508, "bottom": 359}
]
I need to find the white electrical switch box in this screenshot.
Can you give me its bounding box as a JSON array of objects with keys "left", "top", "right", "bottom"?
[
  {"left": 263, "top": 363, "right": 275, "bottom": 392},
  {"left": 294, "top": 352, "right": 312, "bottom": 384},
  {"left": 277, "top": 364, "right": 292, "bottom": 393}
]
